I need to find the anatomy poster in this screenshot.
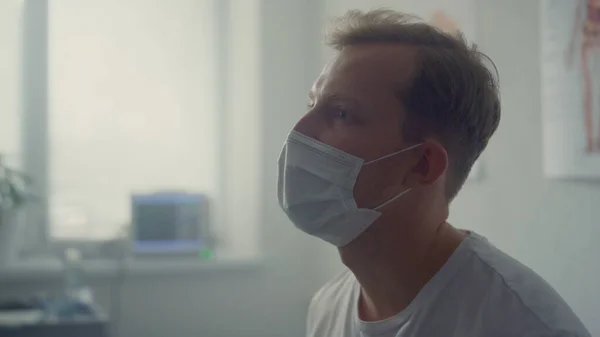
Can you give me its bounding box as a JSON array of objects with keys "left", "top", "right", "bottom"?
[{"left": 541, "top": 0, "right": 600, "bottom": 178}]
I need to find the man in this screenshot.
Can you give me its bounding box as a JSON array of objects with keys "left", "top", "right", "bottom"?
[{"left": 277, "top": 9, "right": 591, "bottom": 337}]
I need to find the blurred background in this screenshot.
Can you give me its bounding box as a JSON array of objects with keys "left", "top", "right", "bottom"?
[{"left": 0, "top": 0, "right": 598, "bottom": 336}]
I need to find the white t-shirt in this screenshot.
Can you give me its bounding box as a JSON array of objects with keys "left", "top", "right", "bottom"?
[{"left": 306, "top": 233, "right": 590, "bottom": 337}]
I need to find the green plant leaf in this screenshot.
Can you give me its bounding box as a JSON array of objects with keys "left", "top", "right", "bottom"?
[{"left": 0, "top": 154, "right": 33, "bottom": 209}]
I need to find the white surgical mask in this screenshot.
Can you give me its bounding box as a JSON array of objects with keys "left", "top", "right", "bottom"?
[{"left": 277, "top": 131, "right": 421, "bottom": 247}]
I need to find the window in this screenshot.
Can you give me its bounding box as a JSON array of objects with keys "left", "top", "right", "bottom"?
[
  {"left": 0, "top": 0, "right": 23, "bottom": 265},
  {"left": 0, "top": 2, "right": 20, "bottom": 159},
  {"left": 4, "top": 0, "right": 261, "bottom": 270}
]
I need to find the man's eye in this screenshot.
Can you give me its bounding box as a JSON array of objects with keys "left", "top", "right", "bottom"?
[{"left": 335, "top": 108, "right": 348, "bottom": 120}]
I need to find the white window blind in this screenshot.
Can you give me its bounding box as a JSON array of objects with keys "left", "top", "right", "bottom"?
[
  {"left": 47, "top": 0, "right": 220, "bottom": 241},
  {"left": 0, "top": 0, "right": 21, "bottom": 160},
  {"left": 0, "top": 0, "right": 22, "bottom": 264}
]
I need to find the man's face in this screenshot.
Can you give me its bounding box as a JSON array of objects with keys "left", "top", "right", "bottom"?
[{"left": 293, "top": 44, "right": 421, "bottom": 209}]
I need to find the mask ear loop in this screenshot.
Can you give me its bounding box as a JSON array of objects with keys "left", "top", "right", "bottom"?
[
  {"left": 365, "top": 143, "right": 422, "bottom": 211},
  {"left": 373, "top": 188, "right": 411, "bottom": 211},
  {"left": 364, "top": 143, "right": 422, "bottom": 165}
]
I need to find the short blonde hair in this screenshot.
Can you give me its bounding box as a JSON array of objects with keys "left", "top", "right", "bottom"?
[{"left": 326, "top": 9, "right": 500, "bottom": 200}]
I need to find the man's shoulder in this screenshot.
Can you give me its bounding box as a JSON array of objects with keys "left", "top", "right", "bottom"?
[
  {"left": 308, "top": 268, "right": 355, "bottom": 314},
  {"left": 307, "top": 269, "right": 356, "bottom": 335},
  {"left": 458, "top": 234, "right": 590, "bottom": 336}
]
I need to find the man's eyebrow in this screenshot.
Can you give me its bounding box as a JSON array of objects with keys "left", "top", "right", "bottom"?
[
  {"left": 325, "top": 93, "right": 362, "bottom": 109},
  {"left": 308, "top": 90, "right": 363, "bottom": 110}
]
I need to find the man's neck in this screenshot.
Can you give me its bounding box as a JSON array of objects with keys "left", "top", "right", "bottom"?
[{"left": 339, "top": 220, "right": 466, "bottom": 322}]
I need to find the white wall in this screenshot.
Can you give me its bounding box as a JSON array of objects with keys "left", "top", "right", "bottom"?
[{"left": 317, "top": 0, "right": 600, "bottom": 335}]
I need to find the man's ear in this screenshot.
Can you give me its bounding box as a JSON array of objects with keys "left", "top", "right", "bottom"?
[{"left": 404, "top": 139, "right": 448, "bottom": 187}]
